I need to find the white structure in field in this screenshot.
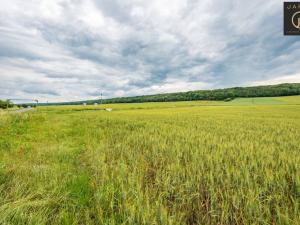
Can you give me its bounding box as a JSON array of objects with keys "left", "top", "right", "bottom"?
[
  {"left": 83, "top": 103, "right": 87, "bottom": 106},
  {"left": 105, "top": 108, "right": 112, "bottom": 112},
  {"left": 94, "top": 103, "right": 98, "bottom": 106}
]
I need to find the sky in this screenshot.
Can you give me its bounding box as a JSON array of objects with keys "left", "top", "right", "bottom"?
[{"left": 0, "top": 0, "right": 300, "bottom": 102}]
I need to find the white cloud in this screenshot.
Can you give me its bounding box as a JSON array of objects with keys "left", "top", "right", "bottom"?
[{"left": 248, "top": 73, "right": 300, "bottom": 86}]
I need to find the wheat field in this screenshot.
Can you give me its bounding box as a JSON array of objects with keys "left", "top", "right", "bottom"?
[{"left": 0, "top": 96, "right": 300, "bottom": 225}]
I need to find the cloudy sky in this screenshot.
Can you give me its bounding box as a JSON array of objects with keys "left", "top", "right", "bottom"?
[{"left": 0, "top": 0, "right": 300, "bottom": 102}]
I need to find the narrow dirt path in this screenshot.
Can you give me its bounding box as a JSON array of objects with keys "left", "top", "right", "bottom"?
[{"left": 11, "top": 108, "right": 34, "bottom": 114}]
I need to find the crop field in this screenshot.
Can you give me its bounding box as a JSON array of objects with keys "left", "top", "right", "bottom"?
[{"left": 0, "top": 96, "right": 300, "bottom": 225}]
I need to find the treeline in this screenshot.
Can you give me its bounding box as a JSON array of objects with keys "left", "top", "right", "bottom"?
[
  {"left": 0, "top": 100, "right": 37, "bottom": 109},
  {"left": 0, "top": 100, "right": 13, "bottom": 109},
  {"left": 44, "top": 83, "right": 300, "bottom": 105}
]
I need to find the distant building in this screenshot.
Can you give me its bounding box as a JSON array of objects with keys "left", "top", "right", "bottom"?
[
  {"left": 83, "top": 103, "right": 87, "bottom": 106},
  {"left": 94, "top": 103, "right": 98, "bottom": 106}
]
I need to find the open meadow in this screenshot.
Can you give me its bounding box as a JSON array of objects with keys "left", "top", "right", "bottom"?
[{"left": 0, "top": 96, "right": 300, "bottom": 225}]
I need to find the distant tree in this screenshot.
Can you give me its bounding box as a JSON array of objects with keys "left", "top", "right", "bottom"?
[
  {"left": 223, "top": 98, "right": 232, "bottom": 102},
  {"left": 0, "top": 100, "right": 14, "bottom": 109}
]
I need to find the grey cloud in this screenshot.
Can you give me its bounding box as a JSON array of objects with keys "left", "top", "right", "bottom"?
[
  {"left": 0, "top": 0, "right": 299, "bottom": 102},
  {"left": 22, "top": 87, "right": 59, "bottom": 96}
]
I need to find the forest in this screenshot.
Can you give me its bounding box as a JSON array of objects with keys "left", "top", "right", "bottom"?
[{"left": 43, "top": 83, "right": 300, "bottom": 105}]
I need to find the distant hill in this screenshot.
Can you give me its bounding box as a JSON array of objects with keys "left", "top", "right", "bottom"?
[{"left": 42, "top": 83, "right": 300, "bottom": 105}]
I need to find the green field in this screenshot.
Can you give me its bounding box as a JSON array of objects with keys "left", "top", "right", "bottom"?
[{"left": 1, "top": 96, "right": 300, "bottom": 224}]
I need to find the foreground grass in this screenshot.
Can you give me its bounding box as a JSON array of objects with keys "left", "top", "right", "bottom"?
[{"left": 0, "top": 97, "right": 300, "bottom": 224}]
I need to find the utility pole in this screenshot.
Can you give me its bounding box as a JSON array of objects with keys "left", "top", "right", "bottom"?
[{"left": 100, "top": 92, "right": 103, "bottom": 104}]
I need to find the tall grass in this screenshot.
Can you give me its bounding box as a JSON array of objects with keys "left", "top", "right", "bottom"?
[{"left": 0, "top": 97, "right": 300, "bottom": 224}]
